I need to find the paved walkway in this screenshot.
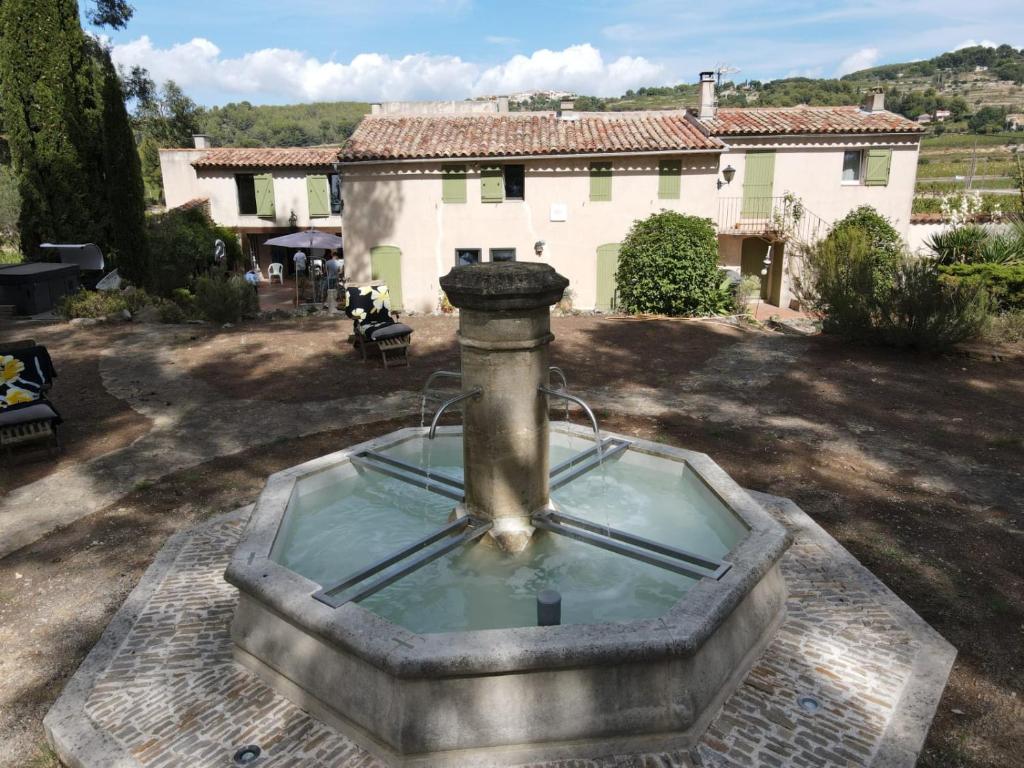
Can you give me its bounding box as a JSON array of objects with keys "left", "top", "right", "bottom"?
[{"left": 0, "top": 326, "right": 418, "bottom": 559}]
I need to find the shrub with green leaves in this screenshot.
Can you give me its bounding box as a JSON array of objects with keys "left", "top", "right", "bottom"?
[
  {"left": 824, "top": 206, "right": 903, "bottom": 293},
  {"left": 875, "top": 260, "right": 989, "bottom": 351},
  {"left": 800, "top": 228, "right": 881, "bottom": 339},
  {"left": 194, "top": 274, "right": 258, "bottom": 324},
  {"left": 57, "top": 289, "right": 127, "bottom": 320},
  {"left": 928, "top": 222, "right": 1024, "bottom": 266},
  {"left": 938, "top": 263, "right": 1024, "bottom": 311},
  {"left": 615, "top": 211, "right": 723, "bottom": 316},
  {"left": 146, "top": 207, "right": 242, "bottom": 296}
]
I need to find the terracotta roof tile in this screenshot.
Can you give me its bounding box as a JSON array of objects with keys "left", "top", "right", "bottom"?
[
  {"left": 340, "top": 112, "right": 724, "bottom": 161},
  {"left": 192, "top": 147, "right": 341, "bottom": 168},
  {"left": 702, "top": 106, "right": 924, "bottom": 136}
]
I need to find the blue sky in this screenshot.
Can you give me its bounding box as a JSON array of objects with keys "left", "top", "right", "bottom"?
[{"left": 88, "top": 0, "right": 1024, "bottom": 105}]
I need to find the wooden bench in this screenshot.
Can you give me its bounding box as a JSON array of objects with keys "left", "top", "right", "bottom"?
[{"left": 377, "top": 335, "right": 411, "bottom": 369}]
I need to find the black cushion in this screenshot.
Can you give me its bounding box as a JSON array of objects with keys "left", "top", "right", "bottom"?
[
  {"left": 0, "top": 400, "right": 61, "bottom": 427},
  {"left": 366, "top": 322, "right": 412, "bottom": 342}
]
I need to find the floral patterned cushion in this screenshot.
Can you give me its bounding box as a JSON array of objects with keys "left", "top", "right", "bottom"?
[
  {"left": 0, "top": 346, "right": 55, "bottom": 410},
  {"left": 345, "top": 284, "right": 403, "bottom": 337}
]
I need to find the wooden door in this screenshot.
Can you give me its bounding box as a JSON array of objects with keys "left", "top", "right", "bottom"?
[
  {"left": 370, "top": 245, "right": 403, "bottom": 309},
  {"left": 596, "top": 243, "right": 621, "bottom": 311}
]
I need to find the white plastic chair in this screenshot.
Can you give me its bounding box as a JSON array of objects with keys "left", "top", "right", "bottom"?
[{"left": 268, "top": 263, "right": 284, "bottom": 284}]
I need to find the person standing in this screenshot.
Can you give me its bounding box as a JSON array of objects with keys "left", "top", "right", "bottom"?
[
  {"left": 292, "top": 250, "right": 307, "bottom": 306},
  {"left": 324, "top": 251, "right": 342, "bottom": 312}
]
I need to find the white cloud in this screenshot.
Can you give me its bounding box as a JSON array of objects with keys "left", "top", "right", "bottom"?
[
  {"left": 110, "top": 38, "right": 663, "bottom": 103},
  {"left": 954, "top": 38, "right": 1000, "bottom": 49},
  {"left": 836, "top": 47, "right": 880, "bottom": 76}
]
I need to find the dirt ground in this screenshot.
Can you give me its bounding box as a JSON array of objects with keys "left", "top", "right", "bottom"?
[
  {"left": 0, "top": 324, "right": 152, "bottom": 494},
  {"left": 0, "top": 316, "right": 1021, "bottom": 768}
]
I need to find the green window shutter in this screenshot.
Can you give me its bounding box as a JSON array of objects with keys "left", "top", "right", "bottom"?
[
  {"left": 442, "top": 164, "right": 467, "bottom": 203},
  {"left": 306, "top": 175, "right": 329, "bottom": 217},
  {"left": 740, "top": 151, "right": 775, "bottom": 218},
  {"left": 596, "top": 243, "right": 621, "bottom": 311},
  {"left": 254, "top": 173, "right": 276, "bottom": 218},
  {"left": 480, "top": 166, "right": 503, "bottom": 203},
  {"left": 589, "top": 162, "right": 612, "bottom": 202},
  {"left": 864, "top": 148, "right": 892, "bottom": 186},
  {"left": 658, "top": 159, "right": 682, "bottom": 199}
]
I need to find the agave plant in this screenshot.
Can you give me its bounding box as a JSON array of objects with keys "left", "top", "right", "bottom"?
[{"left": 926, "top": 225, "right": 989, "bottom": 265}]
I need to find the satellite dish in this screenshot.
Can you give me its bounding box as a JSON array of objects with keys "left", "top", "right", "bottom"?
[{"left": 214, "top": 239, "right": 226, "bottom": 263}]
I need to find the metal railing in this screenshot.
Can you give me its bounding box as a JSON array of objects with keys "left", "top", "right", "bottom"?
[{"left": 718, "top": 196, "right": 829, "bottom": 247}]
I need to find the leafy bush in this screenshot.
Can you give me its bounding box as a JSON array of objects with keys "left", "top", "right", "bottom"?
[
  {"left": 156, "top": 299, "right": 187, "bottom": 324},
  {"left": 58, "top": 289, "right": 126, "bottom": 319},
  {"left": 926, "top": 225, "right": 990, "bottom": 265},
  {"left": 0, "top": 246, "right": 21, "bottom": 264},
  {"left": 736, "top": 274, "right": 762, "bottom": 306},
  {"left": 800, "top": 228, "right": 881, "bottom": 339},
  {"left": 121, "top": 287, "right": 153, "bottom": 315},
  {"left": 874, "top": 260, "right": 989, "bottom": 350},
  {"left": 145, "top": 207, "right": 242, "bottom": 296},
  {"left": 938, "top": 263, "right": 1024, "bottom": 311},
  {"left": 194, "top": 274, "right": 258, "bottom": 324},
  {"left": 826, "top": 205, "right": 904, "bottom": 265},
  {"left": 615, "top": 211, "right": 723, "bottom": 316}
]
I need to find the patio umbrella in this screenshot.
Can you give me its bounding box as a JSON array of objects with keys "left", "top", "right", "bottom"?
[{"left": 263, "top": 229, "right": 343, "bottom": 305}]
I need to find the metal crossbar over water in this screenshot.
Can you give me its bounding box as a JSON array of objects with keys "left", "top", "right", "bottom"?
[{"left": 316, "top": 434, "right": 729, "bottom": 609}]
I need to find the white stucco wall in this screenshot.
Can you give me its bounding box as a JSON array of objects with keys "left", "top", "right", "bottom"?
[
  {"left": 716, "top": 135, "right": 921, "bottom": 237},
  {"left": 340, "top": 154, "right": 721, "bottom": 314},
  {"left": 158, "top": 149, "right": 342, "bottom": 231}
]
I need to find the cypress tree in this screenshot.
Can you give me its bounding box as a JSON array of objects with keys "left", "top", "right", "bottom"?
[
  {"left": 95, "top": 45, "right": 150, "bottom": 284},
  {"left": 0, "top": 0, "right": 104, "bottom": 257}
]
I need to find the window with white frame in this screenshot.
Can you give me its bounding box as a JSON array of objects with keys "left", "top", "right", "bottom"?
[{"left": 842, "top": 150, "right": 863, "bottom": 183}]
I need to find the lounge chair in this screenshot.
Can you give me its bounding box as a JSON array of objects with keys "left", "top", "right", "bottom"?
[
  {"left": 344, "top": 284, "right": 413, "bottom": 368},
  {"left": 0, "top": 343, "right": 62, "bottom": 455}
]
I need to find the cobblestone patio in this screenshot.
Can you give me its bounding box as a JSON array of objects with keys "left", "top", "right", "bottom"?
[{"left": 45, "top": 491, "right": 953, "bottom": 768}]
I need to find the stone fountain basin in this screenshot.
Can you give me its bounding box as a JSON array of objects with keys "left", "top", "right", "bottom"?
[{"left": 224, "top": 423, "right": 791, "bottom": 767}]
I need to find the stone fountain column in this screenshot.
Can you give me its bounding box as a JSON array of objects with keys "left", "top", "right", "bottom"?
[{"left": 439, "top": 262, "right": 569, "bottom": 553}]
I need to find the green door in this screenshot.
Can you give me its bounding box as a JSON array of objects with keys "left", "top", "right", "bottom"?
[
  {"left": 741, "top": 151, "right": 775, "bottom": 219},
  {"left": 370, "top": 245, "right": 403, "bottom": 310},
  {"left": 596, "top": 243, "right": 621, "bottom": 311}
]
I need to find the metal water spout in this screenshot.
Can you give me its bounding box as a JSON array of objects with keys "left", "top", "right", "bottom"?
[
  {"left": 428, "top": 387, "right": 482, "bottom": 439},
  {"left": 538, "top": 386, "right": 602, "bottom": 454}
]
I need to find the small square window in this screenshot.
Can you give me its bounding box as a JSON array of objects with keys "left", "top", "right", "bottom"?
[
  {"left": 842, "top": 151, "right": 862, "bottom": 183},
  {"left": 503, "top": 165, "right": 525, "bottom": 200},
  {"left": 236, "top": 174, "right": 257, "bottom": 214},
  {"left": 490, "top": 248, "right": 516, "bottom": 263},
  {"left": 456, "top": 248, "right": 481, "bottom": 266}
]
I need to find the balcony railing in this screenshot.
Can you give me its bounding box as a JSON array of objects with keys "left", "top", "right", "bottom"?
[{"left": 718, "top": 196, "right": 828, "bottom": 247}]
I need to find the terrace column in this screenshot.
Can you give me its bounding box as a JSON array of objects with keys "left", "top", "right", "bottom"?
[{"left": 439, "top": 262, "right": 569, "bottom": 553}]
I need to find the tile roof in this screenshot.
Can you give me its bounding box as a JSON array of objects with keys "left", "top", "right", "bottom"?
[
  {"left": 340, "top": 112, "right": 724, "bottom": 161},
  {"left": 702, "top": 106, "right": 924, "bottom": 136},
  {"left": 191, "top": 147, "right": 341, "bottom": 168},
  {"left": 169, "top": 197, "right": 210, "bottom": 213}
]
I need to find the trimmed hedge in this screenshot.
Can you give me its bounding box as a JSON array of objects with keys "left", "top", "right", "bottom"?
[
  {"left": 938, "top": 263, "right": 1024, "bottom": 311},
  {"left": 615, "top": 211, "right": 725, "bottom": 316}
]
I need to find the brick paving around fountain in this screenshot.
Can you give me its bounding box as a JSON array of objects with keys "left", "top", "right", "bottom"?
[{"left": 45, "top": 491, "right": 954, "bottom": 768}]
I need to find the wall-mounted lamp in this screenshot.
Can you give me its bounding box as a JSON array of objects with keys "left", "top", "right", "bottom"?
[
  {"left": 534, "top": 240, "right": 546, "bottom": 256},
  {"left": 717, "top": 164, "right": 736, "bottom": 189}
]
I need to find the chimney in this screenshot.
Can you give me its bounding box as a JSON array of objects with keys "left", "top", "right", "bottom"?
[
  {"left": 496, "top": 96, "right": 510, "bottom": 113},
  {"left": 558, "top": 98, "right": 577, "bottom": 120},
  {"left": 698, "top": 71, "right": 716, "bottom": 119},
  {"left": 192, "top": 134, "right": 212, "bottom": 149},
  {"left": 862, "top": 88, "right": 885, "bottom": 112}
]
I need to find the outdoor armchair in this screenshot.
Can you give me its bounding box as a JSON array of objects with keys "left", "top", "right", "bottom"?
[{"left": 344, "top": 284, "right": 413, "bottom": 368}]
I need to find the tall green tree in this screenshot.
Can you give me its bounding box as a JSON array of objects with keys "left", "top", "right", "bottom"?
[
  {"left": 96, "top": 44, "right": 149, "bottom": 283},
  {"left": 0, "top": 0, "right": 104, "bottom": 256}
]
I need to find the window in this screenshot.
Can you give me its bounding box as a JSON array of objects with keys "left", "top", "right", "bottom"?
[
  {"left": 842, "top": 150, "right": 862, "bottom": 183},
  {"left": 456, "top": 248, "right": 481, "bottom": 266},
  {"left": 590, "top": 161, "right": 612, "bottom": 202},
  {"left": 503, "top": 164, "right": 525, "bottom": 200},
  {"left": 490, "top": 248, "right": 516, "bottom": 262},
  {"left": 329, "top": 173, "right": 342, "bottom": 213},
  {"left": 236, "top": 174, "right": 257, "bottom": 215}
]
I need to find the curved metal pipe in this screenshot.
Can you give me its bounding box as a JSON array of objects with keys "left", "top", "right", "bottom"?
[
  {"left": 428, "top": 387, "right": 482, "bottom": 439},
  {"left": 547, "top": 367, "right": 569, "bottom": 421},
  {"left": 538, "top": 386, "right": 601, "bottom": 448},
  {"left": 420, "top": 371, "right": 463, "bottom": 426}
]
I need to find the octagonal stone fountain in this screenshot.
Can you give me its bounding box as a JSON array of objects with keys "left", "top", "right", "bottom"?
[{"left": 225, "top": 263, "right": 791, "bottom": 766}]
